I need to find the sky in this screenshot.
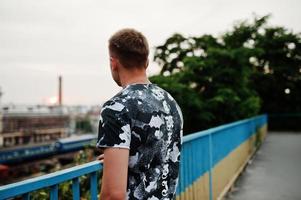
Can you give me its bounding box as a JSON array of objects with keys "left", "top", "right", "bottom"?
[{"left": 0, "top": 0, "right": 300, "bottom": 106}]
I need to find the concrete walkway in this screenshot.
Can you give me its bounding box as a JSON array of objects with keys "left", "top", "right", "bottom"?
[{"left": 226, "top": 132, "right": 301, "bottom": 200}]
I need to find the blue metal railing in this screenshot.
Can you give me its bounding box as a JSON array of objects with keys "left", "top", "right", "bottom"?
[
  {"left": 0, "top": 115, "right": 267, "bottom": 200},
  {"left": 0, "top": 161, "right": 102, "bottom": 200},
  {"left": 177, "top": 114, "right": 267, "bottom": 199}
]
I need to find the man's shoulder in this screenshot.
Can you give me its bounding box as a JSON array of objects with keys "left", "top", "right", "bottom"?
[
  {"left": 101, "top": 84, "right": 180, "bottom": 113},
  {"left": 101, "top": 96, "right": 128, "bottom": 115}
]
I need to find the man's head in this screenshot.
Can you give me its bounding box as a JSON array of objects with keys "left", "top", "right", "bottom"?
[{"left": 108, "top": 28, "right": 149, "bottom": 86}]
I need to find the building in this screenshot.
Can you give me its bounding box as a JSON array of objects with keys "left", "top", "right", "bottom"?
[
  {"left": 0, "top": 105, "right": 69, "bottom": 148},
  {"left": 66, "top": 105, "right": 101, "bottom": 135},
  {"left": 0, "top": 112, "right": 3, "bottom": 147},
  {"left": 0, "top": 87, "right": 3, "bottom": 146}
]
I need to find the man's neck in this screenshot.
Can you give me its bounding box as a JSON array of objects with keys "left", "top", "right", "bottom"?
[
  {"left": 121, "top": 77, "right": 151, "bottom": 88},
  {"left": 120, "top": 68, "right": 150, "bottom": 88}
]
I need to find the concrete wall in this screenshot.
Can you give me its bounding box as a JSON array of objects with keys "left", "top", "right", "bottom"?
[{"left": 176, "top": 115, "right": 267, "bottom": 200}]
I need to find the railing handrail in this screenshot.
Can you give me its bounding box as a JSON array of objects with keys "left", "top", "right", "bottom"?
[
  {"left": 183, "top": 115, "right": 266, "bottom": 143},
  {"left": 0, "top": 160, "right": 102, "bottom": 199},
  {"left": 178, "top": 114, "right": 267, "bottom": 199},
  {"left": 0, "top": 114, "right": 267, "bottom": 200}
]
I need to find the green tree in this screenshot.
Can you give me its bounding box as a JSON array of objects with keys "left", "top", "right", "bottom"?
[
  {"left": 221, "top": 14, "right": 301, "bottom": 113},
  {"left": 151, "top": 28, "right": 261, "bottom": 134},
  {"left": 76, "top": 119, "right": 93, "bottom": 133},
  {"left": 151, "top": 14, "right": 301, "bottom": 134}
]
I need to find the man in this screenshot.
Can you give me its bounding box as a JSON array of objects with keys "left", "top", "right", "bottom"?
[{"left": 96, "top": 28, "right": 183, "bottom": 200}]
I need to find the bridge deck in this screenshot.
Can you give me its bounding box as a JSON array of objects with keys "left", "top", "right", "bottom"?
[{"left": 226, "top": 132, "right": 301, "bottom": 200}]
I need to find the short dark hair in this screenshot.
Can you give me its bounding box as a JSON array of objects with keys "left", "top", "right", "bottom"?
[{"left": 109, "top": 28, "right": 149, "bottom": 69}]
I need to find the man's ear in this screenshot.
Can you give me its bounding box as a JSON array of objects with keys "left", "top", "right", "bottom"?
[
  {"left": 110, "top": 57, "right": 118, "bottom": 71},
  {"left": 144, "top": 59, "right": 149, "bottom": 69}
]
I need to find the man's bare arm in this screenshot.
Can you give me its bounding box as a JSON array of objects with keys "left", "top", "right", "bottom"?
[{"left": 100, "top": 148, "right": 129, "bottom": 200}]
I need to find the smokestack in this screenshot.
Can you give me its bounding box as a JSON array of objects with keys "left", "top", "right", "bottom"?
[{"left": 58, "top": 76, "right": 62, "bottom": 106}]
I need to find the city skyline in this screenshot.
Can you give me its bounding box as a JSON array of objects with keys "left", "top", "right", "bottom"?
[{"left": 1, "top": 0, "right": 300, "bottom": 105}]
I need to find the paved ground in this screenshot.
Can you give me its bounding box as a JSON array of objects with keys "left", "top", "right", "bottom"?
[{"left": 226, "top": 132, "right": 301, "bottom": 200}]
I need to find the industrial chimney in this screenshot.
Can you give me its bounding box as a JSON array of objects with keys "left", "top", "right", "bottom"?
[{"left": 58, "top": 76, "right": 62, "bottom": 106}]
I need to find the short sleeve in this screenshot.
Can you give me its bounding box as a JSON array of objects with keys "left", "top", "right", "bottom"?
[{"left": 96, "top": 100, "right": 131, "bottom": 149}]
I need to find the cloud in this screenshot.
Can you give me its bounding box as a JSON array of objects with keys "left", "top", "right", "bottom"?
[{"left": 0, "top": 0, "right": 300, "bottom": 105}]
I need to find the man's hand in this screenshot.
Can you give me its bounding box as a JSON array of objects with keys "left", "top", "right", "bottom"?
[
  {"left": 100, "top": 148, "right": 129, "bottom": 200},
  {"left": 96, "top": 154, "right": 104, "bottom": 163}
]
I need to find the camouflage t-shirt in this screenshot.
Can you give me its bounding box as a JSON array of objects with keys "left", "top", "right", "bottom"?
[{"left": 96, "top": 83, "right": 183, "bottom": 200}]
